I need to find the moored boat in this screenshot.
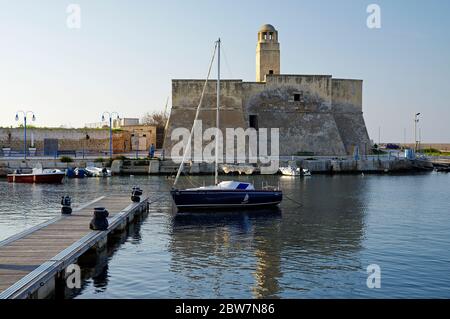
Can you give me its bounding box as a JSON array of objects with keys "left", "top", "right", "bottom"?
[
  {"left": 171, "top": 181, "right": 282, "bottom": 209},
  {"left": 279, "top": 166, "right": 311, "bottom": 176},
  {"left": 7, "top": 168, "right": 65, "bottom": 184},
  {"left": 279, "top": 166, "right": 301, "bottom": 176},
  {"left": 170, "top": 39, "right": 282, "bottom": 211},
  {"left": 85, "top": 166, "right": 111, "bottom": 177}
]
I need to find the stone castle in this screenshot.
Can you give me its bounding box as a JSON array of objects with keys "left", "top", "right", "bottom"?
[{"left": 163, "top": 24, "right": 371, "bottom": 157}]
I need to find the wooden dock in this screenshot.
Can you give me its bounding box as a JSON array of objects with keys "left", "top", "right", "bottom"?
[{"left": 0, "top": 194, "right": 149, "bottom": 299}]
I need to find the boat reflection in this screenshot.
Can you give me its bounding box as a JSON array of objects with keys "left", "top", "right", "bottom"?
[
  {"left": 169, "top": 207, "right": 283, "bottom": 298},
  {"left": 172, "top": 206, "right": 282, "bottom": 228},
  {"left": 168, "top": 175, "right": 368, "bottom": 298}
]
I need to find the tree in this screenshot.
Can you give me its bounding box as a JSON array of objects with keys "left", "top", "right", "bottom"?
[{"left": 141, "top": 111, "right": 168, "bottom": 128}]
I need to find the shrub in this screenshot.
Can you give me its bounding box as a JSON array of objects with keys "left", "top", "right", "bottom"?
[
  {"left": 422, "top": 148, "right": 441, "bottom": 154},
  {"left": 94, "top": 157, "right": 105, "bottom": 163},
  {"left": 372, "top": 148, "right": 386, "bottom": 155},
  {"left": 60, "top": 156, "right": 74, "bottom": 163}
]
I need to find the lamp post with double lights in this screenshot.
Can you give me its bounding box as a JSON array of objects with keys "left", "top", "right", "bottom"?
[
  {"left": 15, "top": 110, "right": 36, "bottom": 160},
  {"left": 102, "top": 111, "right": 119, "bottom": 158}
]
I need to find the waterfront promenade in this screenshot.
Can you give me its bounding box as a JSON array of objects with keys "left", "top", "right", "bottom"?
[{"left": 0, "top": 153, "right": 442, "bottom": 176}]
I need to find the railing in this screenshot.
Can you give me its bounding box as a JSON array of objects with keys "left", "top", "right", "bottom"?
[
  {"left": 2, "top": 149, "right": 442, "bottom": 162},
  {"left": 167, "top": 153, "right": 404, "bottom": 163},
  {"left": 0, "top": 150, "right": 109, "bottom": 159},
  {"left": 0, "top": 149, "right": 163, "bottom": 160}
]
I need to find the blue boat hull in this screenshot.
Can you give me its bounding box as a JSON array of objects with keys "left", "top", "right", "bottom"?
[{"left": 170, "top": 189, "right": 283, "bottom": 209}]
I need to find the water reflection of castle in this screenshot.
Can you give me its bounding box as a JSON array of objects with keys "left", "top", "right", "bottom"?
[{"left": 169, "top": 177, "right": 368, "bottom": 298}]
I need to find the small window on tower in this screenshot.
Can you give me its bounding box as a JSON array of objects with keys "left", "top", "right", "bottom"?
[
  {"left": 269, "top": 70, "right": 274, "bottom": 75},
  {"left": 294, "top": 92, "right": 303, "bottom": 102},
  {"left": 269, "top": 32, "right": 273, "bottom": 40},
  {"left": 249, "top": 115, "right": 258, "bottom": 130}
]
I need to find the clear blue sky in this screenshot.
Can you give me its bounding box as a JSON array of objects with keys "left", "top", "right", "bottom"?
[{"left": 0, "top": 0, "right": 449, "bottom": 143}]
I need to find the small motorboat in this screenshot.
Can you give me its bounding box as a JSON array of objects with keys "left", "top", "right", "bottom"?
[
  {"left": 279, "top": 166, "right": 311, "bottom": 177},
  {"left": 7, "top": 167, "right": 65, "bottom": 184},
  {"left": 74, "top": 167, "right": 88, "bottom": 178},
  {"left": 279, "top": 166, "right": 301, "bottom": 176},
  {"left": 66, "top": 167, "right": 89, "bottom": 178},
  {"left": 435, "top": 166, "right": 450, "bottom": 173},
  {"left": 302, "top": 168, "right": 312, "bottom": 176},
  {"left": 85, "top": 166, "right": 111, "bottom": 177}
]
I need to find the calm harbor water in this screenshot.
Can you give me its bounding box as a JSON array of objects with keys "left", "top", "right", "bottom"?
[{"left": 0, "top": 173, "right": 449, "bottom": 298}]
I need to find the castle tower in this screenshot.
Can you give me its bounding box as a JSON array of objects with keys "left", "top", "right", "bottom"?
[{"left": 256, "top": 24, "right": 280, "bottom": 82}]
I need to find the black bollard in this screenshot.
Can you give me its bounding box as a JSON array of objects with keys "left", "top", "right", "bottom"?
[
  {"left": 131, "top": 186, "right": 143, "bottom": 202},
  {"left": 89, "top": 207, "right": 109, "bottom": 230},
  {"left": 61, "top": 195, "right": 72, "bottom": 215}
]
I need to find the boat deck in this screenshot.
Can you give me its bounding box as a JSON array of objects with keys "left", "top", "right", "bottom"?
[{"left": 0, "top": 194, "right": 149, "bottom": 299}]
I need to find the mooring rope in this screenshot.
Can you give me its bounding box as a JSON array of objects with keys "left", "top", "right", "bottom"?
[
  {"left": 148, "top": 195, "right": 168, "bottom": 205},
  {"left": 283, "top": 194, "right": 303, "bottom": 207}
]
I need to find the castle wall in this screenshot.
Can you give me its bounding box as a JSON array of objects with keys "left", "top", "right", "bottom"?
[
  {"left": 265, "top": 75, "right": 333, "bottom": 109},
  {"left": 163, "top": 75, "right": 371, "bottom": 158},
  {"left": 243, "top": 75, "right": 347, "bottom": 156},
  {"left": 163, "top": 80, "right": 247, "bottom": 156},
  {"left": 331, "top": 79, "right": 372, "bottom": 155}
]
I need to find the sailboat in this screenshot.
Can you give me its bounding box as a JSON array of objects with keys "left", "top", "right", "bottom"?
[{"left": 170, "top": 38, "right": 283, "bottom": 210}]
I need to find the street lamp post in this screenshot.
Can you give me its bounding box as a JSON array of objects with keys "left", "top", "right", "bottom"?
[
  {"left": 15, "top": 110, "right": 36, "bottom": 160},
  {"left": 414, "top": 113, "right": 421, "bottom": 152},
  {"left": 102, "top": 111, "right": 119, "bottom": 158}
]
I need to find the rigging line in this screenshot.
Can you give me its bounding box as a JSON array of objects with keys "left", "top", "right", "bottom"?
[
  {"left": 163, "top": 94, "right": 171, "bottom": 141},
  {"left": 163, "top": 95, "right": 170, "bottom": 117},
  {"left": 221, "top": 43, "right": 234, "bottom": 79},
  {"left": 164, "top": 171, "right": 200, "bottom": 189},
  {"left": 173, "top": 41, "right": 218, "bottom": 187},
  {"left": 181, "top": 168, "right": 202, "bottom": 188}
]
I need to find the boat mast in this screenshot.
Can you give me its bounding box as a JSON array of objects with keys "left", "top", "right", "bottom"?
[
  {"left": 215, "top": 38, "right": 221, "bottom": 185},
  {"left": 173, "top": 41, "right": 218, "bottom": 187}
]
